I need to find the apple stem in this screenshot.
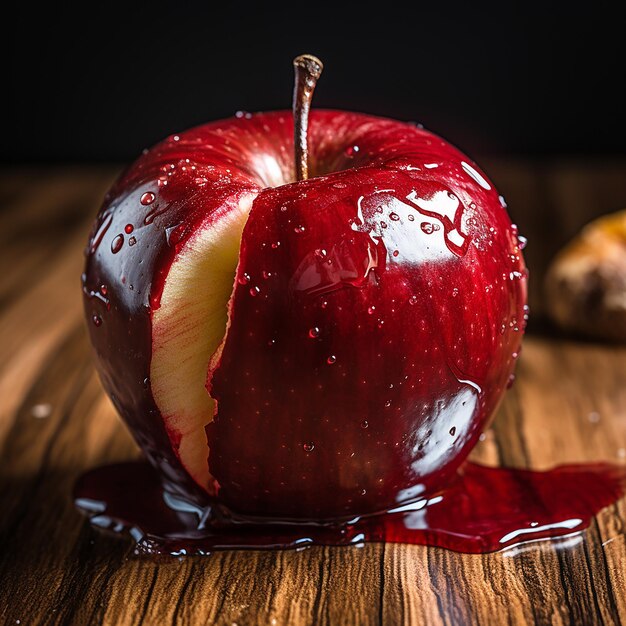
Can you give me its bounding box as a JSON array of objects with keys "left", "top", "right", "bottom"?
[{"left": 293, "top": 54, "right": 324, "bottom": 181}]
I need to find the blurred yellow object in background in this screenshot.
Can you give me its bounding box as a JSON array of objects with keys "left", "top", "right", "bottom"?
[{"left": 546, "top": 210, "right": 626, "bottom": 341}]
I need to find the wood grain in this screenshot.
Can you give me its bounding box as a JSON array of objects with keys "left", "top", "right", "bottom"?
[{"left": 0, "top": 163, "right": 625, "bottom": 625}]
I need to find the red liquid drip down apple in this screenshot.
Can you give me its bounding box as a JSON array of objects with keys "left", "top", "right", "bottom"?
[{"left": 77, "top": 55, "right": 626, "bottom": 554}]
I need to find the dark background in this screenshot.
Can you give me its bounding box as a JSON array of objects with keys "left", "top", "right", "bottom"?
[{"left": 4, "top": 2, "right": 626, "bottom": 163}]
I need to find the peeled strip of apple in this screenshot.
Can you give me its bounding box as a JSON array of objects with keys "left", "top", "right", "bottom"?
[
  {"left": 546, "top": 209, "right": 626, "bottom": 341},
  {"left": 150, "top": 193, "right": 256, "bottom": 491},
  {"left": 83, "top": 118, "right": 279, "bottom": 503}
]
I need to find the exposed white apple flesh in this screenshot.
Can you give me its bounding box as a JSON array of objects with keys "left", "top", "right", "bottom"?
[{"left": 150, "top": 193, "right": 256, "bottom": 492}]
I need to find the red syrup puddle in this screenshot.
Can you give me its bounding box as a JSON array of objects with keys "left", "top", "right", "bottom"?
[{"left": 74, "top": 461, "right": 626, "bottom": 555}]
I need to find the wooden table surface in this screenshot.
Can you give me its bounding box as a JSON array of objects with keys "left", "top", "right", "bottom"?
[{"left": 1, "top": 162, "right": 626, "bottom": 625}]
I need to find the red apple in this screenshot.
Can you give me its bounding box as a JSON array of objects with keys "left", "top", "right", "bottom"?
[{"left": 83, "top": 58, "right": 526, "bottom": 519}]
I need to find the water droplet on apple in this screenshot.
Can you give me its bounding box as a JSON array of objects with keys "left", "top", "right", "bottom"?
[
  {"left": 144, "top": 205, "right": 168, "bottom": 225},
  {"left": 409, "top": 295, "right": 418, "bottom": 305},
  {"left": 518, "top": 235, "right": 528, "bottom": 250},
  {"left": 361, "top": 420, "right": 369, "bottom": 429},
  {"left": 294, "top": 225, "right": 306, "bottom": 234},
  {"left": 377, "top": 319, "right": 385, "bottom": 329},
  {"left": 392, "top": 250, "right": 399, "bottom": 257},
  {"left": 381, "top": 221, "right": 388, "bottom": 229},
  {"left": 271, "top": 241, "right": 281, "bottom": 249},
  {"left": 111, "top": 234, "right": 124, "bottom": 254},
  {"left": 303, "top": 442, "right": 315, "bottom": 452},
  {"left": 140, "top": 192, "right": 155, "bottom": 206},
  {"left": 452, "top": 287, "right": 459, "bottom": 297},
  {"left": 420, "top": 222, "right": 435, "bottom": 234},
  {"left": 238, "top": 273, "right": 251, "bottom": 285},
  {"left": 367, "top": 306, "right": 376, "bottom": 315},
  {"left": 385, "top": 400, "right": 392, "bottom": 408},
  {"left": 389, "top": 212, "right": 400, "bottom": 221},
  {"left": 507, "top": 373, "right": 516, "bottom": 388},
  {"left": 165, "top": 224, "right": 184, "bottom": 247},
  {"left": 449, "top": 426, "right": 456, "bottom": 436},
  {"left": 407, "top": 214, "right": 415, "bottom": 222},
  {"left": 345, "top": 145, "right": 360, "bottom": 157},
  {"left": 129, "top": 236, "right": 137, "bottom": 246},
  {"left": 499, "top": 195, "right": 508, "bottom": 208},
  {"left": 326, "top": 355, "right": 337, "bottom": 365},
  {"left": 309, "top": 327, "right": 320, "bottom": 339},
  {"left": 321, "top": 300, "right": 328, "bottom": 309},
  {"left": 92, "top": 314, "right": 102, "bottom": 327},
  {"left": 249, "top": 286, "right": 260, "bottom": 297},
  {"left": 315, "top": 248, "right": 327, "bottom": 259},
  {"left": 100, "top": 285, "right": 108, "bottom": 296}
]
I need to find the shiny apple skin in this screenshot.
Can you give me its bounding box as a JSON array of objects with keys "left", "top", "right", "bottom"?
[{"left": 83, "top": 110, "right": 527, "bottom": 516}]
